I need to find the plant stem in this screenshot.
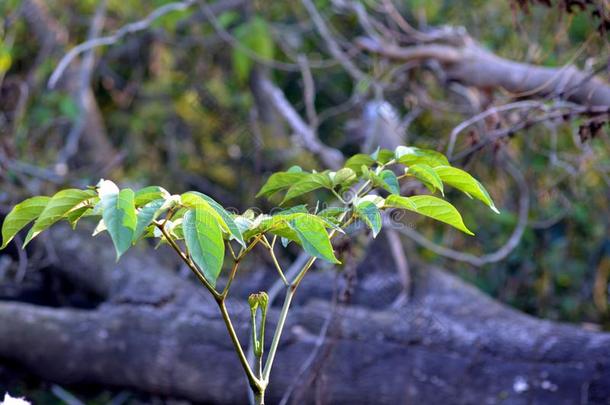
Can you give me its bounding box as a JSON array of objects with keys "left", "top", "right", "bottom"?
[
  {"left": 262, "top": 285, "right": 295, "bottom": 381},
  {"left": 156, "top": 222, "right": 262, "bottom": 392},
  {"left": 217, "top": 298, "right": 263, "bottom": 392},
  {"left": 264, "top": 236, "right": 289, "bottom": 285},
  {"left": 221, "top": 259, "right": 240, "bottom": 298},
  {"left": 261, "top": 208, "right": 357, "bottom": 383},
  {"left": 155, "top": 223, "right": 220, "bottom": 300}
]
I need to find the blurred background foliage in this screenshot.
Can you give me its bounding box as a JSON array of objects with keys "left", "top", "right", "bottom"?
[{"left": 0, "top": 0, "right": 609, "bottom": 333}]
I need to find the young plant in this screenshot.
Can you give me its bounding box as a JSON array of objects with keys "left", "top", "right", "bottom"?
[{"left": 0, "top": 145, "right": 498, "bottom": 404}]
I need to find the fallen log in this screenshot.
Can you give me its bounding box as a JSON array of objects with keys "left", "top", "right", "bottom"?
[{"left": 0, "top": 226, "right": 609, "bottom": 404}]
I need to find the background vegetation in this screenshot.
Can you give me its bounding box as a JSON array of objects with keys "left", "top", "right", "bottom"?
[{"left": 0, "top": 0, "right": 609, "bottom": 402}]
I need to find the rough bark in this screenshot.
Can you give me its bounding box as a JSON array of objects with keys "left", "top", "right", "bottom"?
[{"left": 0, "top": 226, "right": 609, "bottom": 404}]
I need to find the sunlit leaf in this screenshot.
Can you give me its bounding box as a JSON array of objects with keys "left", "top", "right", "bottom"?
[
  {"left": 433, "top": 166, "right": 499, "bottom": 213},
  {"left": 344, "top": 154, "right": 375, "bottom": 174},
  {"left": 406, "top": 164, "right": 444, "bottom": 194},
  {"left": 395, "top": 146, "right": 449, "bottom": 167},
  {"left": 281, "top": 172, "right": 333, "bottom": 204},
  {"left": 134, "top": 186, "right": 169, "bottom": 207},
  {"left": 1, "top": 196, "right": 50, "bottom": 249},
  {"left": 256, "top": 170, "right": 309, "bottom": 198},
  {"left": 25, "top": 189, "right": 97, "bottom": 246},
  {"left": 385, "top": 194, "right": 474, "bottom": 235},
  {"left": 332, "top": 167, "right": 357, "bottom": 187},
  {"left": 371, "top": 147, "right": 395, "bottom": 164},
  {"left": 187, "top": 191, "right": 246, "bottom": 248},
  {"left": 378, "top": 170, "right": 400, "bottom": 194}
]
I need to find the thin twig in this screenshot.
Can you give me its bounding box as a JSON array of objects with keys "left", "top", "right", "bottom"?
[{"left": 49, "top": 0, "right": 196, "bottom": 88}]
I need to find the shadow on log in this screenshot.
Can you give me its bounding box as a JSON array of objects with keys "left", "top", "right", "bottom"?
[{"left": 0, "top": 225, "right": 609, "bottom": 404}]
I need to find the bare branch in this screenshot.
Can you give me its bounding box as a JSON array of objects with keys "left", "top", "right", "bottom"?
[
  {"left": 301, "top": 0, "right": 368, "bottom": 82},
  {"left": 49, "top": 0, "right": 197, "bottom": 88},
  {"left": 260, "top": 77, "right": 344, "bottom": 169}
]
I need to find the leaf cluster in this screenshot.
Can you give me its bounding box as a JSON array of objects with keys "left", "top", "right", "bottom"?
[{"left": 1, "top": 146, "right": 498, "bottom": 288}]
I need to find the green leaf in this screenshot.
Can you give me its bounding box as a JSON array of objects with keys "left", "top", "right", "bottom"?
[
  {"left": 318, "top": 206, "right": 348, "bottom": 219},
  {"left": 25, "top": 189, "right": 97, "bottom": 246},
  {"left": 1, "top": 196, "right": 50, "bottom": 249},
  {"left": 281, "top": 172, "right": 333, "bottom": 204},
  {"left": 332, "top": 167, "right": 357, "bottom": 187},
  {"left": 344, "top": 154, "right": 375, "bottom": 174},
  {"left": 256, "top": 171, "right": 309, "bottom": 198},
  {"left": 378, "top": 170, "right": 400, "bottom": 194},
  {"left": 395, "top": 146, "right": 449, "bottom": 167},
  {"left": 433, "top": 166, "right": 499, "bottom": 213},
  {"left": 406, "top": 164, "right": 444, "bottom": 195},
  {"left": 180, "top": 192, "right": 238, "bottom": 242},
  {"left": 273, "top": 204, "right": 309, "bottom": 216},
  {"left": 371, "top": 147, "right": 395, "bottom": 164},
  {"left": 385, "top": 194, "right": 474, "bottom": 235},
  {"left": 102, "top": 188, "right": 137, "bottom": 259},
  {"left": 134, "top": 186, "right": 169, "bottom": 207},
  {"left": 287, "top": 214, "right": 340, "bottom": 263},
  {"left": 187, "top": 192, "right": 246, "bottom": 248},
  {"left": 355, "top": 201, "right": 382, "bottom": 238},
  {"left": 65, "top": 206, "right": 95, "bottom": 229},
  {"left": 183, "top": 207, "right": 225, "bottom": 286},
  {"left": 232, "top": 16, "right": 275, "bottom": 82},
  {"left": 133, "top": 198, "right": 166, "bottom": 242}
]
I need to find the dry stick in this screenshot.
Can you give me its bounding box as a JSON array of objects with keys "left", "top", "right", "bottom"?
[
  {"left": 300, "top": 0, "right": 368, "bottom": 82},
  {"left": 446, "top": 100, "right": 546, "bottom": 158},
  {"left": 49, "top": 0, "right": 196, "bottom": 88},
  {"left": 260, "top": 77, "right": 344, "bottom": 170},
  {"left": 386, "top": 228, "right": 410, "bottom": 304},
  {"left": 297, "top": 54, "right": 319, "bottom": 130}
]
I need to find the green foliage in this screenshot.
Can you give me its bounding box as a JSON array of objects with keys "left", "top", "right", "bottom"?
[
  {"left": 25, "top": 189, "right": 98, "bottom": 246},
  {"left": 281, "top": 172, "right": 333, "bottom": 204},
  {"left": 232, "top": 16, "right": 275, "bottom": 82},
  {"left": 355, "top": 201, "right": 382, "bottom": 238},
  {"left": 0, "top": 146, "right": 496, "bottom": 403},
  {"left": 1, "top": 146, "right": 495, "bottom": 267},
  {"left": 0, "top": 196, "right": 50, "bottom": 249},
  {"left": 101, "top": 185, "right": 137, "bottom": 259},
  {"left": 385, "top": 195, "right": 474, "bottom": 235},
  {"left": 406, "top": 164, "right": 444, "bottom": 195},
  {"left": 433, "top": 166, "right": 499, "bottom": 213},
  {"left": 183, "top": 206, "right": 225, "bottom": 286}
]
